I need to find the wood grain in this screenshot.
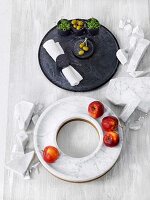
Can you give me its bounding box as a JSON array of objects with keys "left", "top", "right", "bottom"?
[{"left": 3, "top": 0, "right": 150, "bottom": 199}]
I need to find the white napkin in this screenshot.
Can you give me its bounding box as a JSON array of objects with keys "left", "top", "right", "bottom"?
[
  {"left": 43, "top": 40, "right": 61, "bottom": 62},
  {"left": 62, "top": 66, "right": 83, "bottom": 86},
  {"left": 43, "top": 39, "right": 83, "bottom": 86},
  {"left": 55, "top": 42, "right": 64, "bottom": 55}
]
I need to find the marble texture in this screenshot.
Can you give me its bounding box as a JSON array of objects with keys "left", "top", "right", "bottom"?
[
  {"left": 6, "top": 151, "right": 34, "bottom": 177},
  {"left": 34, "top": 96, "right": 123, "bottom": 182},
  {"left": 32, "top": 114, "right": 39, "bottom": 125},
  {"left": 14, "top": 101, "right": 35, "bottom": 130},
  {"left": 119, "top": 18, "right": 127, "bottom": 29},
  {"left": 132, "top": 26, "right": 144, "bottom": 39},
  {"left": 118, "top": 19, "right": 150, "bottom": 78},
  {"left": 127, "top": 39, "right": 150, "bottom": 72},
  {"left": 116, "top": 49, "right": 128, "bottom": 65},
  {"left": 16, "top": 131, "right": 29, "bottom": 152},
  {"left": 106, "top": 77, "right": 150, "bottom": 121},
  {"left": 124, "top": 24, "right": 133, "bottom": 37}
]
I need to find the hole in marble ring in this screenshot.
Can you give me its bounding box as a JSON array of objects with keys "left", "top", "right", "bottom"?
[{"left": 56, "top": 119, "right": 100, "bottom": 158}]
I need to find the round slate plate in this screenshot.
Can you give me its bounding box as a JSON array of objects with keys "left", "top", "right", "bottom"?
[
  {"left": 34, "top": 96, "right": 123, "bottom": 182},
  {"left": 38, "top": 23, "right": 119, "bottom": 92}
]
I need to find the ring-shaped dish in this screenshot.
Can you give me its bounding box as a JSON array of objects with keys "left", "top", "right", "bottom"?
[{"left": 34, "top": 96, "right": 123, "bottom": 182}]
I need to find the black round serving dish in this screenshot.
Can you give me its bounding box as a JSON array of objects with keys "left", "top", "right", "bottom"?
[
  {"left": 73, "top": 38, "right": 94, "bottom": 59},
  {"left": 38, "top": 21, "right": 119, "bottom": 92}
]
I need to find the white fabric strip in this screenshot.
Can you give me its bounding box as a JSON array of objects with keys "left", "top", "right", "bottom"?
[
  {"left": 55, "top": 42, "right": 64, "bottom": 55},
  {"left": 62, "top": 66, "right": 83, "bottom": 86},
  {"left": 43, "top": 40, "right": 61, "bottom": 61}
]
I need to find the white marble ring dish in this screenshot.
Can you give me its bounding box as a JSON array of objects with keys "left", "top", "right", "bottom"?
[{"left": 34, "top": 96, "right": 123, "bottom": 182}]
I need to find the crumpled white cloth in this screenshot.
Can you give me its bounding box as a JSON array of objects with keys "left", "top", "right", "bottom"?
[{"left": 43, "top": 39, "right": 83, "bottom": 86}]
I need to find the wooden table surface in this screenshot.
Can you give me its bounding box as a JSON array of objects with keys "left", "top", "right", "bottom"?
[{"left": 1, "top": 0, "right": 150, "bottom": 199}]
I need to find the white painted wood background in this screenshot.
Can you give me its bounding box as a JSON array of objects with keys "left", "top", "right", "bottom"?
[{"left": 1, "top": 0, "right": 150, "bottom": 199}]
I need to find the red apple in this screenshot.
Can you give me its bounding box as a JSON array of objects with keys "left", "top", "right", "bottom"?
[
  {"left": 88, "top": 101, "right": 104, "bottom": 118},
  {"left": 102, "top": 116, "right": 118, "bottom": 131},
  {"left": 43, "top": 146, "right": 60, "bottom": 163},
  {"left": 103, "top": 131, "right": 119, "bottom": 147}
]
